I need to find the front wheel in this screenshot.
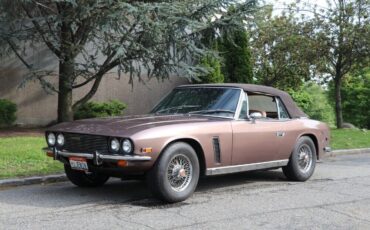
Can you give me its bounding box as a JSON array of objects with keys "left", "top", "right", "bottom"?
[
  {"left": 64, "top": 164, "right": 109, "bottom": 187},
  {"left": 147, "top": 142, "right": 200, "bottom": 203},
  {"left": 282, "top": 136, "right": 317, "bottom": 181}
]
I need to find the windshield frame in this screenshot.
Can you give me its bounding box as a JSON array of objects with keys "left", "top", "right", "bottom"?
[{"left": 150, "top": 86, "right": 244, "bottom": 120}]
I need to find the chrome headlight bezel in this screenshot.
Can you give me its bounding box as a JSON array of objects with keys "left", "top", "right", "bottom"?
[
  {"left": 47, "top": 132, "right": 56, "bottom": 146},
  {"left": 110, "top": 138, "right": 120, "bottom": 152},
  {"left": 122, "top": 139, "right": 133, "bottom": 154},
  {"left": 56, "top": 133, "right": 65, "bottom": 146}
]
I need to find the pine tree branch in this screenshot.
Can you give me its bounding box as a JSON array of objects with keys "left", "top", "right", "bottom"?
[
  {"left": 5, "top": 38, "right": 33, "bottom": 69},
  {"left": 21, "top": 3, "right": 61, "bottom": 58}
]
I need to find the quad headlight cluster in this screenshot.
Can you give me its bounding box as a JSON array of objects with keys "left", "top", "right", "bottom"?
[
  {"left": 46, "top": 132, "right": 133, "bottom": 154},
  {"left": 109, "top": 138, "right": 133, "bottom": 154},
  {"left": 46, "top": 132, "right": 65, "bottom": 147}
]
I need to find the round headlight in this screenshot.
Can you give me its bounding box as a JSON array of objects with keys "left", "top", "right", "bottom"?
[
  {"left": 122, "top": 139, "right": 132, "bottom": 153},
  {"left": 110, "top": 138, "right": 120, "bottom": 152},
  {"left": 47, "top": 133, "right": 56, "bottom": 146},
  {"left": 57, "top": 133, "right": 65, "bottom": 146}
]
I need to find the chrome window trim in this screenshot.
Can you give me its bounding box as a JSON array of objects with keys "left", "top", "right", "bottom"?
[
  {"left": 233, "top": 88, "right": 245, "bottom": 120},
  {"left": 151, "top": 86, "right": 243, "bottom": 120},
  {"left": 276, "top": 97, "right": 291, "bottom": 120},
  {"left": 276, "top": 96, "right": 281, "bottom": 119},
  {"left": 234, "top": 91, "right": 249, "bottom": 121}
]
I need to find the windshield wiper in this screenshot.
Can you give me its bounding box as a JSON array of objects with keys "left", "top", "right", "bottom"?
[
  {"left": 155, "top": 105, "right": 201, "bottom": 114},
  {"left": 188, "top": 109, "right": 235, "bottom": 115}
]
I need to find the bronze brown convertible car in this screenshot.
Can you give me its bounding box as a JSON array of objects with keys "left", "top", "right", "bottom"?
[{"left": 43, "top": 84, "right": 331, "bottom": 202}]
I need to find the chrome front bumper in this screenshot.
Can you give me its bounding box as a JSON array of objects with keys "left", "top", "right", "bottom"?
[{"left": 43, "top": 147, "right": 151, "bottom": 165}]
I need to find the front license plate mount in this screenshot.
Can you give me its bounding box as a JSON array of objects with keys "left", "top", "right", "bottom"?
[{"left": 69, "top": 157, "right": 89, "bottom": 171}]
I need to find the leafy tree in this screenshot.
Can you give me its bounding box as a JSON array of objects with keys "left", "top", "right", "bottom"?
[
  {"left": 249, "top": 6, "right": 315, "bottom": 91},
  {"left": 289, "top": 83, "right": 335, "bottom": 126},
  {"left": 329, "top": 68, "right": 370, "bottom": 128},
  {"left": 293, "top": 0, "right": 370, "bottom": 128},
  {"left": 0, "top": 0, "right": 256, "bottom": 122}
]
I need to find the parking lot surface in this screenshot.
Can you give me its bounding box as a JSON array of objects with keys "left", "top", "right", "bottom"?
[{"left": 1, "top": 153, "right": 370, "bottom": 229}]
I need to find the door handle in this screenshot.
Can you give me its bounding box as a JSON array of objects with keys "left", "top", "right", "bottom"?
[{"left": 276, "top": 131, "right": 285, "bottom": 137}]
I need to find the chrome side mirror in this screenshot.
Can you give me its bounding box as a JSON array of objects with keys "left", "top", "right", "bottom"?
[{"left": 249, "top": 112, "right": 263, "bottom": 119}]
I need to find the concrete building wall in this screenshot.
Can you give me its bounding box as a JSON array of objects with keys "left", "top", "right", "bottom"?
[{"left": 0, "top": 47, "right": 188, "bottom": 126}]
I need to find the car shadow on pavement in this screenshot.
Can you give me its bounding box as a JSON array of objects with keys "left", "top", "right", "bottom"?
[
  {"left": 197, "top": 169, "right": 287, "bottom": 192},
  {"left": 0, "top": 169, "right": 287, "bottom": 209}
]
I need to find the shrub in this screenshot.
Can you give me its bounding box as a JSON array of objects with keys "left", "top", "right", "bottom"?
[
  {"left": 0, "top": 99, "right": 17, "bottom": 127},
  {"left": 329, "top": 69, "right": 370, "bottom": 129},
  {"left": 74, "top": 100, "right": 126, "bottom": 120},
  {"left": 289, "top": 83, "right": 335, "bottom": 126}
]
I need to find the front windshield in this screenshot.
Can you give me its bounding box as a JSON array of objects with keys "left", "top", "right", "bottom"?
[{"left": 151, "top": 87, "right": 241, "bottom": 118}]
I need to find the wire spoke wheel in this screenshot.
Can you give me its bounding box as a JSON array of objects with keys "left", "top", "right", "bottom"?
[
  {"left": 166, "top": 154, "right": 193, "bottom": 192},
  {"left": 297, "top": 144, "right": 313, "bottom": 173},
  {"left": 283, "top": 137, "right": 317, "bottom": 182}
]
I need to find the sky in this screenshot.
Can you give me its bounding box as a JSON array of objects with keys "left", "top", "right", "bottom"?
[{"left": 269, "top": 0, "right": 330, "bottom": 15}]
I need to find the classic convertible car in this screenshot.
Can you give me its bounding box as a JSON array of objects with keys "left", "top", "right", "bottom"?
[{"left": 43, "top": 84, "right": 331, "bottom": 202}]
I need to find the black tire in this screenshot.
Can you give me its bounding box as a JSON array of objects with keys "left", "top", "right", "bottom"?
[
  {"left": 282, "top": 136, "right": 317, "bottom": 181},
  {"left": 146, "top": 142, "right": 200, "bottom": 203},
  {"left": 64, "top": 164, "right": 109, "bottom": 187}
]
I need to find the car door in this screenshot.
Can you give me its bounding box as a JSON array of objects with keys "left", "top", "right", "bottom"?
[{"left": 231, "top": 93, "right": 284, "bottom": 165}]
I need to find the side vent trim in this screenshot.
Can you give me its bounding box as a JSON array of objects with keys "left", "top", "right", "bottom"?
[{"left": 212, "top": 137, "right": 221, "bottom": 164}]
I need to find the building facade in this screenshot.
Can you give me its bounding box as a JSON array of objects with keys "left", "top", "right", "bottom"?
[{"left": 0, "top": 47, "right": 188, "bottom": 126}]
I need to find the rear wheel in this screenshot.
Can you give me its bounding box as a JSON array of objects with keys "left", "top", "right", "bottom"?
[
  {"left": 64, "top": 164, "right": 109, "bottom": 187},
  {"left": 147, "top": 142, "right": 200, "bottom": 203},
  {"left": 283, "top": 136, "right": 317, "bottom": 181}
]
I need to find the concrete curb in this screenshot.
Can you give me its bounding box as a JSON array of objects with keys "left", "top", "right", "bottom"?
[
  {"left": 0, "top": 174, "right": 66, "bottom": 188},
  {"left": 324, "top": 148, "right": 370, "bottom": 158},
  {"left": 1, "top": 148, "right": 369, "bottom": 188}
]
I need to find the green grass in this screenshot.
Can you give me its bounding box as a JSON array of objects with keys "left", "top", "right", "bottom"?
[
  {"left": 0, "top": 129, "right": 369, "bottom": 179},
  {"left": 331, "top": 129, "right": 370, "bottom": 150},
  {"left": 0, "top": 137, "right": 63, "bottom": 179}
]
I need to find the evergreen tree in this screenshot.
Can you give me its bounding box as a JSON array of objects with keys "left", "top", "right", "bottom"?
[
  {"left": 220, "top": 28, "right": 253, "bottom": 83},
  {"left": 198, "top": 43, "right": 224, "bottom": 83},
  {"left": 0, "top": 0, "right": 256, "bottom": 122}
]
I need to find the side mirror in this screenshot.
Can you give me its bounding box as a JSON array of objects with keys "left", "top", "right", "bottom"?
[{"left": 249, "top": 112, "right": 263, "bottom": 119}]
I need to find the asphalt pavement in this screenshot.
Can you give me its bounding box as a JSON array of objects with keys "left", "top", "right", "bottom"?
[{"left": 1, "top": 153, "right": 370, "bottom": 230}]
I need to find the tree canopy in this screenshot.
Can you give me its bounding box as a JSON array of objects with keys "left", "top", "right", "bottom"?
[
  {"left": 290, "top": 0, "right": 370, "bottom": 127},
  {"left": 330, "top": 68, "right": 370, "bottom": 128},
  {"left": 249, "top": 6, "right": 315, "bottom": 91},
  {"left": 0, "top": 0, "right": 256, "bottom": 122}
]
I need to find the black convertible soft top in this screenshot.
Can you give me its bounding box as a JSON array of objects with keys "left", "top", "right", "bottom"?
[{"left": 177, "top": 83, "right": 307, "bottom": 118}]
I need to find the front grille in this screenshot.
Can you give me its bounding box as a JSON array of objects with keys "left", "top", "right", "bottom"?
[{"left": 62, "top": 133, "right": 109, "bottom": 154}]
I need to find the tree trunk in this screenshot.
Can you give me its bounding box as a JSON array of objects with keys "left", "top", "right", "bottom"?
[
  {"left": 57, "top": 60, "right": 74, "bottom": 123},
  {"left": 334, "top": 77, "right": 343, "bottom": 128},
  {"left": 57, "top": 16, "right": 74, "bottom": 123}
]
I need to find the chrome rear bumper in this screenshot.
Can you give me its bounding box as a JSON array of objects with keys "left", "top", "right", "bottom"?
[{"left": 43, "top": 147, "right": 151, "bottom": 164}]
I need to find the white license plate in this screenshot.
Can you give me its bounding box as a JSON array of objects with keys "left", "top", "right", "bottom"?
[{"left": 69, "top": 157, "right": 88, "bottom": 171}]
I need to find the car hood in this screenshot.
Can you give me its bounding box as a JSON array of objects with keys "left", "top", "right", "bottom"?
[{"left": 48, "top": 114, "right": 226, "bottom": 137}]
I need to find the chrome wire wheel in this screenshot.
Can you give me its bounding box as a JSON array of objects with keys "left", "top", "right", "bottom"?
[
  {"left": 166, "top": 154, "right": 193, "bottom": 192},
  {"left": 297, "top": 144, "right": 313, "bottom": 173}
]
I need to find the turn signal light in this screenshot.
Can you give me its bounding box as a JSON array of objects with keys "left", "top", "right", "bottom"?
[
  {"left": 117, "top": 160, "right": 127, "bottom": 167},
  {"left": 141, "top": 147, "right": 152, "bottom": 153},
  {"left": 46, "top": 151, "right": 54, "bottom": 158}
]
